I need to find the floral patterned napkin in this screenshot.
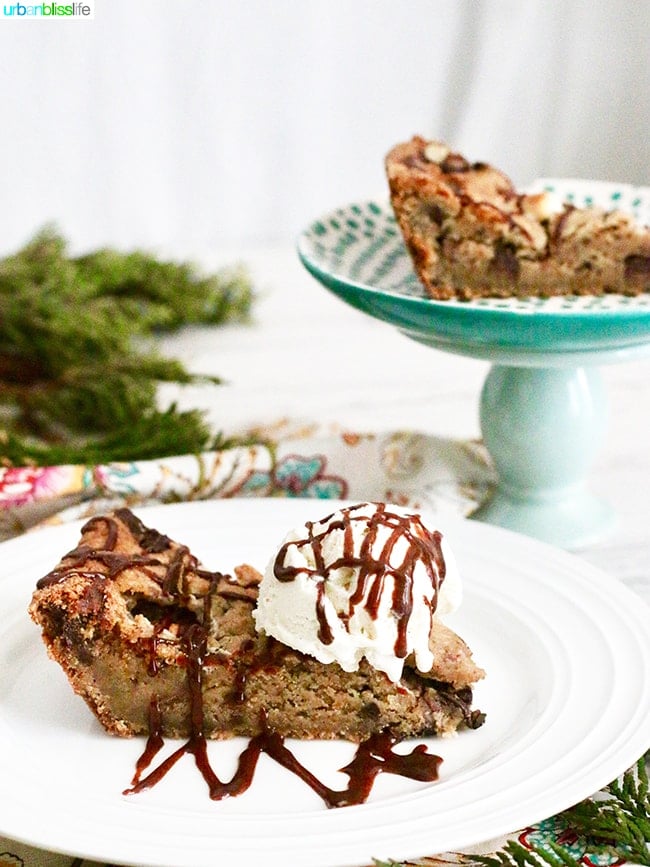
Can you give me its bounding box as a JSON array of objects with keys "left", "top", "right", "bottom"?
[
  {"left": 0, "top": 420, "right": 495, "bottom": 539},
  {"left": 0, "top": 421, "right": 642, "bottom": 867}
]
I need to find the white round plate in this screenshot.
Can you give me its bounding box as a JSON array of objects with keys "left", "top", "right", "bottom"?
[{"left": 1, "top": 499, "right": 649, "bottom": 867}]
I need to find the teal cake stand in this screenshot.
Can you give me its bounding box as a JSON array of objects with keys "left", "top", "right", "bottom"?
[{"left": 297, "top": 187, "right": 650, "bottom": 549}]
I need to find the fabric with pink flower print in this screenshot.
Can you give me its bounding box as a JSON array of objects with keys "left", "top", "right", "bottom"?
[{"left": 0, "top": 421, "right": 494, "bottom": 539}]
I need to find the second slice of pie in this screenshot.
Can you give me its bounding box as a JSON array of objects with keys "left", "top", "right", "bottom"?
[{"left": 386, "top": 136, "right": 650, "bottom": 300}]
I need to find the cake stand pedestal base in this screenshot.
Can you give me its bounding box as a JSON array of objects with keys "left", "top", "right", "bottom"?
[{"left": 472, "top": 364, "right": 616, "bottom": 549}]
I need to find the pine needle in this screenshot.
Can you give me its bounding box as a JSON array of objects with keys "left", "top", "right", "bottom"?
[
  {"left": 562, "top": 753, "right": 650, "bottom": 866},
  {"left": 374, "top": 751, "right": 650, "bottom": 867},
  {"left": 0, "top": 227, "right": 255, "bottom": 465}
]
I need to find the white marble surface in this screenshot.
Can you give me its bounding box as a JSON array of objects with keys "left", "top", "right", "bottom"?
[{"left": 158, "top": 246, "right": 650, "bottom": 607}]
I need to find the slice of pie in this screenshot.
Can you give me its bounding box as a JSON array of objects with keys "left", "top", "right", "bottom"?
[
  {"left": 386, "top": 136, "right": 650, "bottom": 300},
  {"left": 28, "top": 507, "right": 485, "bottom": 742}
]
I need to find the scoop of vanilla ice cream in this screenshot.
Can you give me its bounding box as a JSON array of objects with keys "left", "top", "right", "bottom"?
[{"left": 253, "top": 502, "right": 461, "bottom": 682}]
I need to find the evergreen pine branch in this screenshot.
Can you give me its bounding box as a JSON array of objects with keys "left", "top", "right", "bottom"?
[
  {"left": 0, "top": 406, "right": 215, "bottom": 465},
  {"left": 0, "top": 227, "right": 255, "bottom": 465},
  {"left": 562, "top": 753, "right": 650, "bottom": 866},
  {"left": 375, "top": 752, "right": 650, "bottom": 867}
]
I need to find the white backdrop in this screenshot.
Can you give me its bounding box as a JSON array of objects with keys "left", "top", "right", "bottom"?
[{"left": 1, "top": 0, "right": 649, "bottom": 257}]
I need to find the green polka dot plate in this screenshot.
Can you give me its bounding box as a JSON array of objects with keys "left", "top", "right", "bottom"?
[{"left": 297, "top": 182, "right": 650, "bottom": 366}]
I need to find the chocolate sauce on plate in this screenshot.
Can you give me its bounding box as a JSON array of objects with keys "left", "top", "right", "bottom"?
[{"left": 125, "top": 621, "right": 442, "bottom": 808}]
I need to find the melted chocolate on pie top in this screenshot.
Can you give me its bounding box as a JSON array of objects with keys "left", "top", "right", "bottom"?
[{"left": 37, "top": 509, "right": 445, "bottom": 808}]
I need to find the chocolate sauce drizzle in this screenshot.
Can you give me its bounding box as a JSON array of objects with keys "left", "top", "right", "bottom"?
[
  {"left": 273, "top": 503, "right": 446, "bottom": 658},
  {"left": 36, "top": 509, "right": 214, "bottom": 600},
  {"left": 125, "top": 623, "right": 442, "bottom": 808},
  {"left": 39, "top": 508, "right": 444, "bottom": 808},
  {"left": 36, "top": 511, "right": 170, "bottom": 590}
]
